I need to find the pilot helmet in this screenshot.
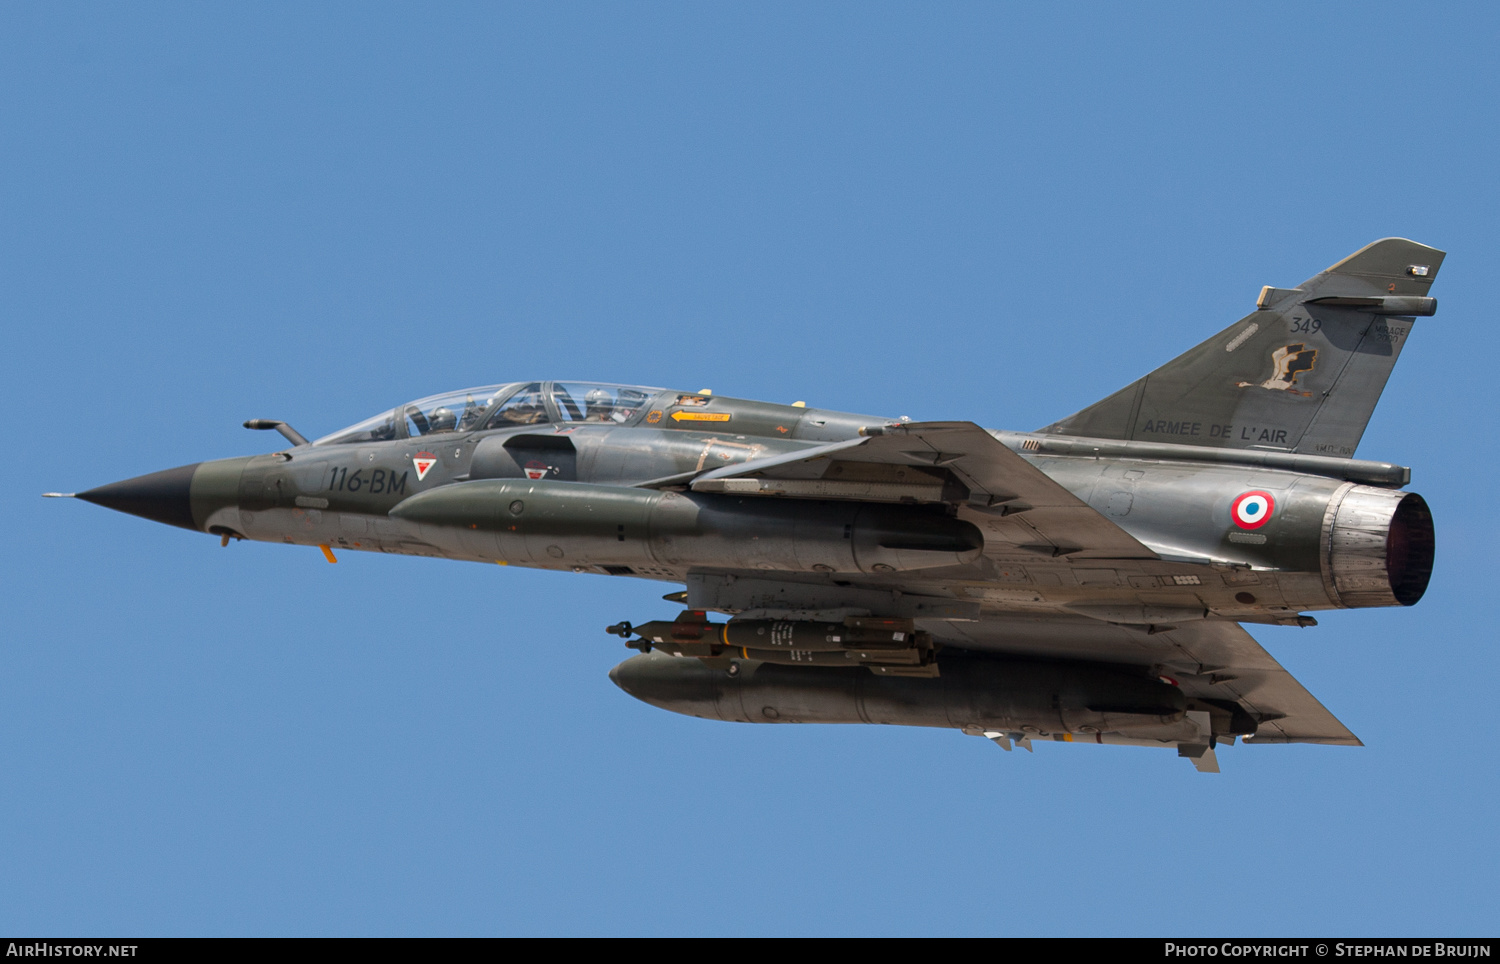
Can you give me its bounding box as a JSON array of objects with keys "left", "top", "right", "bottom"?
[
  {"left": 428, "top": 406, "right": 457, "bottom": 432},
  {"left": 584, "top": 388, "right": 613, "bottom": 417}
]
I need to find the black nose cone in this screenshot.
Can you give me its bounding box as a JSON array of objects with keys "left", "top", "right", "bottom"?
[{"left": 77, "top": 463, "right": 201, "bottom": 531}]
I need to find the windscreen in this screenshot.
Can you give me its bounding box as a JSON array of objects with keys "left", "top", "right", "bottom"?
[
  {"left": 313, "top": 410, "right": 400, "bottom": 445},
  {"left": 315, "top": 384, "right": 515, "bottom": 444}
]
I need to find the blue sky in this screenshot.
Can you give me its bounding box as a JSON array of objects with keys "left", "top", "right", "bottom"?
[{"left": 3, "top": 2, "right": 1497, "bottom": 936}]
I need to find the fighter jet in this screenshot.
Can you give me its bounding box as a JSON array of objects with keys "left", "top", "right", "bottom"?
[{"left": 51, "top": 238, "right": 1442, "bottom": 772}]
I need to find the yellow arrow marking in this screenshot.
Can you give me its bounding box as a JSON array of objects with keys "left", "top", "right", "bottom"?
[{"left": 670, "top": 411, "right": 731, "bottom": 423}]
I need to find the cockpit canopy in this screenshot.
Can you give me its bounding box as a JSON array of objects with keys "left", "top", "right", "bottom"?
[{"left": 313, "top": 382, "right": 662, "bottom": 445}]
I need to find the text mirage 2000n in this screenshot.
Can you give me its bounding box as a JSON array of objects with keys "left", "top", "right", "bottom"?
[{"left": 53, "top": 239, "right": 1442, "bottom": 772}]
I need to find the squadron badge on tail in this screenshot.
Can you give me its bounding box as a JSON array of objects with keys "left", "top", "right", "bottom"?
[{"left": 1239, "top": 343, "right": 1318, "bottom": 396}]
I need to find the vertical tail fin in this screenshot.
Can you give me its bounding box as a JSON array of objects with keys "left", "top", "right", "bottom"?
[{"left": 1042, "top": 239, "right": 1445, "bottom": 457}]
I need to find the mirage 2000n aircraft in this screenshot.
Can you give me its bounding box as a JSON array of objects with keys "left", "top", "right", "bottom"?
[{"left": 52, "top": 239, "right": 1442, "bottom": 772}]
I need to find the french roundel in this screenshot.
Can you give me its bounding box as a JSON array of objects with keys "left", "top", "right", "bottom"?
[{"left": 1231, "top": 490, "right": 1275, "bottom": 530}]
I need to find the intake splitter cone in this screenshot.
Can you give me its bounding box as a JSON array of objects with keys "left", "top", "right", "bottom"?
[{"left": 77, "top": 463, "right": 201, "bottom": 531}]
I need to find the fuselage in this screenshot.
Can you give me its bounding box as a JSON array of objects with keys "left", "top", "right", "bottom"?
[{"left": 82, "top": 380, "right": 1433, "bottom": 625}]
